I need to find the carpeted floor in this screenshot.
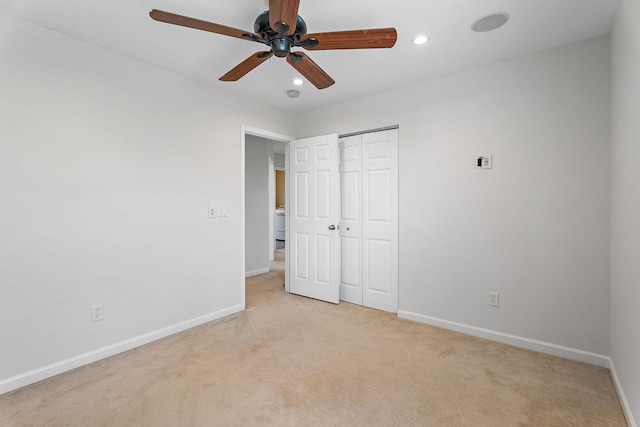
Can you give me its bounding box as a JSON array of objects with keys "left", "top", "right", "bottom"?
[{"left": 0, "top": 261, "right": 627, "bottom": 426}]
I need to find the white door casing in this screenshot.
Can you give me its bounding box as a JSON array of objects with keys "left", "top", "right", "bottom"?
[
  {"left": 339, "top": 129, "right": 398, "bottom": 313},
  {"left": 289, "top": 134, "right": 341, "bottom": 304}
]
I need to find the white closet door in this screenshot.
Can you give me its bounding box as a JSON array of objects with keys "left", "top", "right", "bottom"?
[
  {"left": 339, "top": 135, "right": 363, "bottom": 305},
  {"left": 339, "top": 129, "right": 398, "bottom": 313},
  {"left": 362, "top": 129, "right": 398, "bottom": 312},
  {"left": 289, "top": 134, "right": 341, "bottom": 304}
]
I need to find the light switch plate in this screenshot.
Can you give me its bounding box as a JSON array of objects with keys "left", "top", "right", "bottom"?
[
  {"left": 483, "top": 155, "right": 492, "bottom": 169},
  {"left": 477, "top": 155, "right": 493, "bottom": 169},
  {"left": 208, "top": 205, "right": 216, "bottom": 218}
]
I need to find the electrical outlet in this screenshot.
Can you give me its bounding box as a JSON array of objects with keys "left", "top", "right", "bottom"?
[
  {"left": 91, "top": 304, "right": 104, "bottom": 322},
  {"left": 489, "top": 292, "right": 500, "bottom": 307}
]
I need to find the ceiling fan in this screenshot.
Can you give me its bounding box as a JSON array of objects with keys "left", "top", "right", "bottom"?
[{"left": 149, "top": 0, "right": 397, "bottom": 90}]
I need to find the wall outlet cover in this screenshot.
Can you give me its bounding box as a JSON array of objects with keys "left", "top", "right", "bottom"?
[
  {"left": 489, "top": 291, "right": 500, "bottom": 307},
  {"left": 91, "top": 304, "right": 104, "bottom": 322}
]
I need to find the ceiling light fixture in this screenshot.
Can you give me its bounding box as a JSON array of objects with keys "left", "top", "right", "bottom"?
[
  {"left": 413, "top": 35, "right": 428, "bottom": 45},
  {"left": 293, "top": 78, "right": 304, "bottom": 86},
  {"left": 471, "top": 12, "right": 510, "bottom": 33}
]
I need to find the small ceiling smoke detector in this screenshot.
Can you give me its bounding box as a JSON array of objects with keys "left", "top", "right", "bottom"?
[
  {"left": 472, "top": 13, "right": 510, "bottom": 33},
  {"left": 287, "top": 90, "right": 300, "bottom": 98}
]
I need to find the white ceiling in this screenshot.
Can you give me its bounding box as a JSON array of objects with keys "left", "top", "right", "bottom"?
[{"left": 0, "top": 0, "right": 620, "bottom": 112}]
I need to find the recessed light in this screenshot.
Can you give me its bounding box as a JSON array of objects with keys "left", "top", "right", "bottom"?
[
  {"left": 472, "top": 13, "right": 510, "bottom": 33},
  {"left": 413, "top": 35, "right": 428, "bottom": 45},
  {"left": 293, "top": 78, "right": 303, "bottom": 86}
]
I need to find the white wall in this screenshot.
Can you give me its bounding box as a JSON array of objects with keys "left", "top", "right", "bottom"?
[
  {"left": 0, "top": 15, "right": 293, "bottom": 391},
  {"left": 610, "top": 0, "right": 640, "bottom": 423},
  {"left": 245, "top": 135, "right": 270, "bottom": 276},
  {"left": 296, "top": 37, "right": 611, "bottom": 358},
  {"left": 274, "top": 153, "right": 285, "bottom": 169}
]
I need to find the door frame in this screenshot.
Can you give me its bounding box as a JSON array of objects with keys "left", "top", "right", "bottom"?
[
  {"left": 240, "top": 125, "right": 399, "bottom": 310},
  {"left": 240, "top": 125, "right": 293, "bottom": 309}
]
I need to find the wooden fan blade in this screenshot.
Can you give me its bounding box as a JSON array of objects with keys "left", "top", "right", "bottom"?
[
  {"left": 150, "top": 9, "right": 262, "bottom": 41},
  {"left": 301, "top": 28, "right": 397, "bottom": 50},
  {"left": 269, "top": 0, "right": 300, "bottom": 35},
  {"left": 286, "top": 52, "right": 335, "bottom": 90},
  {"left": 220, "top": 52, "right": 273, "bottom": 82}
]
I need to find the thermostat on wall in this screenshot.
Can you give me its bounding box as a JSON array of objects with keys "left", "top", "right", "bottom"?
[{"left": 477, "top": 155, "right": 492, "bottom": 169}]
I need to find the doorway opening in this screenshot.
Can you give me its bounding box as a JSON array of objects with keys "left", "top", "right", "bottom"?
[
  {"left": 241, "top": 125, "right": 398, "bottom": 313},
  {"left": 240, "top": 126, "right": 292, "bottom": 309}
]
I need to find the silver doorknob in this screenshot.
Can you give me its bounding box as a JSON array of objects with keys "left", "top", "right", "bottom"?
[
  {"left": 346, "top": 227, "right": 351, "bottom": 231},
  {"left": 328, "top": 225, "right": 336, "bottom": 230}
]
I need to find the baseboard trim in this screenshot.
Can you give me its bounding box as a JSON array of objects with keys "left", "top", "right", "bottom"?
[
  {"left": 397, "top": 310, "right": 610, "bottom": 368},
  {"left": 0, "top": 304, "right": 243, "bottom": 395},
  {"left": 609, "top": 358, "right": 637, "bottom": 427},
  {"left": 245, "top": 268, "right": 270, "bottom": 278}
]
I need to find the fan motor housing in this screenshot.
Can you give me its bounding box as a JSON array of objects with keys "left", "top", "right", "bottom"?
[
  {"left": 254, "top": 11, "right": 308, "bottom": 37},
  {"left": 254, "top": 11, "right": 308, "bottom": 57}
]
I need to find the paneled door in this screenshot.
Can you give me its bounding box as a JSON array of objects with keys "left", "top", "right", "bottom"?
[
  {"left": 339, "top": 129, "right": 398, "bottom": 312},
  {"left": 289, "top": 134, "right": 341, "bottom": 304},
  {"left": 338, "top": 136, "right": 363, "bottom": 305}
]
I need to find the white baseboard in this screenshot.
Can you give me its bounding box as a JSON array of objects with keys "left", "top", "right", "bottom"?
[
  {"left": 245, "top": 268, "right": 270, "bottom": 278},
  {"left": 397, "top": 310, "right": 610, "bottom": 368},
  {"left": 609, "top": 359, "right": 637, "bottom": 427},
  {"left": 399, "top": 311, "right": 637, "bottom": 424},
  {"left": 0, "top": 304, "right": 243, "bottom": 395}
]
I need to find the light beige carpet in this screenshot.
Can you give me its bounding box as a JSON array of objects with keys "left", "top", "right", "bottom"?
[{"left": 0, "top": 264, "right": 626, "bottom": 426}]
